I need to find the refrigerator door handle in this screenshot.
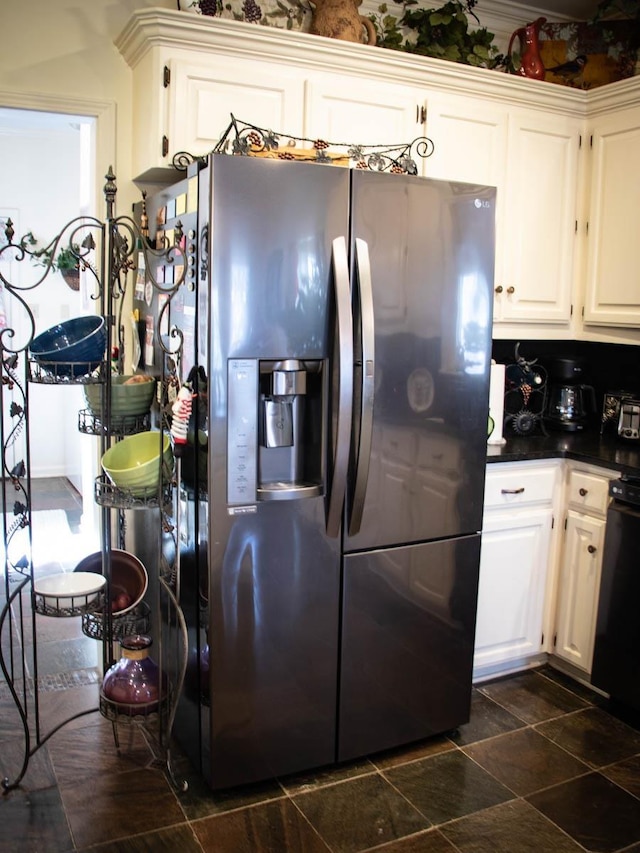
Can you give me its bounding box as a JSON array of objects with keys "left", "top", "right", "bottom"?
[
  {"left": 326, "top": 236, "right": 354, "bottom": 539},
  {"left": 349, "top": 237, "right": 375, "bottom": 536}
]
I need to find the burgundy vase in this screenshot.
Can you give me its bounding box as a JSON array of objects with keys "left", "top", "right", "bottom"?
[
  {"left": 102, "top": 634, "right": 165, "bottom": 715},
  {"left": 508, "top": 17, "right": 546, "bottom": 81}
]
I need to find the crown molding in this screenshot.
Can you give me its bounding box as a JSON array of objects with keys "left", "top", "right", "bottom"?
[{"left": 115, "top": 8, "right": 589, "bottom": 116}]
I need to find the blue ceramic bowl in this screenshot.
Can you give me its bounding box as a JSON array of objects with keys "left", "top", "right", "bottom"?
[{"left": 29, "top": 316, "right": 107, "bottom": 377}]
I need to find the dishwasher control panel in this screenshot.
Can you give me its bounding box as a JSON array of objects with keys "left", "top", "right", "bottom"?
[{"left": 610, "top": 474, "right": 640, "bottom": 507}]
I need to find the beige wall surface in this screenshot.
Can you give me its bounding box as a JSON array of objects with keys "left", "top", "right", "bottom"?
[{"left": 0, "top": 0, "right": 175, "bottom": 212}]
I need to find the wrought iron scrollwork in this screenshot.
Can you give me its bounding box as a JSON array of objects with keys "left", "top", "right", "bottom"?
[
  {"left": 171, "top": 114, "right": 435, "bottom": 176},
  {"left": 0, "top": 167, "right": 189, "bottom": 793},
  {"left": 171, "top": 151, "right": 207, "bottom": 171},
  {"left": 210, "top": 113, "right": 435, "bottom": 175}
]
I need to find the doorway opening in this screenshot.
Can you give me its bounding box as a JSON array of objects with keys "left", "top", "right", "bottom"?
[{"left": 0, "top": 106, "right": 100, "bottom": 554}]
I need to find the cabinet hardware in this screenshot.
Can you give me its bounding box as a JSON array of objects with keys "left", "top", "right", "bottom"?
[
  {"left": 415, "top": 105, "right": 426, "bottom": 124},
  {"left": 162, "top": 135, "right": 169, "bottom": 157},
  {"left": 163, "top": 65, "right": 171, "bottom": 88},
  {"left": 495, "top": 285, "right": 503, "bottom": 294},
  {"left": 588, "top": 544, "right": 597, "bottom": 554},
  {"left": 570, "top": 304, "right": 573, "bottom": 317},
  {"left": 551, "top": 516, "right": 555, "bottom": 529},
  {"left": 506, "top": 286, "right": 515, "bottom": 295},
  {"left": 553, "top": 633, "right": 557, "bottom": 647},
  {"left": 579, "top": 488, "right": 588, "bottom": 496},
  {"left": 501, "top": 487, "right": 524, "bottom": 494},
  {"left": 564, "top": 517, "right": 568, "bottom": 530},
  {"left": 541, "top": 632, "right": 544, "bottom": 645}
]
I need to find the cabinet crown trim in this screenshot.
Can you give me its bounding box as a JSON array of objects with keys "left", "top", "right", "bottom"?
[{"left": 115, "top": 8, "right": 593, "bottom": 117}]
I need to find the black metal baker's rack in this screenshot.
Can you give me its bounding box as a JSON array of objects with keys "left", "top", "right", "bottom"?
[{"left": 0, "top": 169, "right": 189, "bottom": 792}]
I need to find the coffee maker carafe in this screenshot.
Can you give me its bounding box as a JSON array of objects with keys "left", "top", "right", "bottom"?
[{"left": 545, "top": 357, "right": 596, "bottom": 432}]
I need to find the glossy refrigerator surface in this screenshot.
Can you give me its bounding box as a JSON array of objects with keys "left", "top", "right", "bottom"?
[
  {"left": 206, "top": 156, "right": 349, "bottom": 787},
  {"left": 155, "top": 156, "right": 496, "bottom": 789},
  {"left": 345, "top": 171, "right": 494, "bottom": 552},
  {"left": 337, "top": 172, "right": 494, "bottom": 758},
  {"left": 339, "top": 534, "right": 482, "bottom": 761}
]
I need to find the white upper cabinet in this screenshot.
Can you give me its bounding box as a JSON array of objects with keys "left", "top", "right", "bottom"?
[
  {"left": 583, "top": 105, "right": 640, "bottom": 328},
  {"left": 168, "top": 59, "right": 305, "bottom": 159},
  {"left": 426, "top": 97, "right": 581, "bottom": 332},
  {"left": 423, "top": 93, "right": 508, "bottom": 187},
  {"left": 496, "top": 110, "right": 581, "bottom": 328},
  {"left": 303, "top": 75, "right": 424, "bottom": 166},
  {"left": 128, "top": 51, "right": 305, "bottom": 177},
  {"left": 115, "top": 10, "right": 640, "bottom": 340}
]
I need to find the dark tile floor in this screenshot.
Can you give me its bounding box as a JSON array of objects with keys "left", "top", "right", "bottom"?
[{"left": 2, "top": 481, "right": 640, "bottom": 853}]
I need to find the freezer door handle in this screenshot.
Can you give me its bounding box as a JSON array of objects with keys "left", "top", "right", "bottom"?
[
  {"left": 349, "top": 238, "right": 375, "bottom": 536},
  {"left": 326, "top": 236, "right": 354, "bottom": 538}
]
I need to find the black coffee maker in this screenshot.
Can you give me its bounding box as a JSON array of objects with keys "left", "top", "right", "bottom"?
[{"left": 545, "top": 357, "right": 596, "bottom": 432}]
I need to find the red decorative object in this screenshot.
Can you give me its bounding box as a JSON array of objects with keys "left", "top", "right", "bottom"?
[{"left": 508, "top": 17, "right": 546, "bottom": 80}]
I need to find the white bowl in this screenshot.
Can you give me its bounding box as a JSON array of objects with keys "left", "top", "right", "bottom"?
[{"left": 34, "top": 571, "right": 107, "bottom": 612}]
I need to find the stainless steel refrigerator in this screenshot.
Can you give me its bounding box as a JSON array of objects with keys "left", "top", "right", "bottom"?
[{"left": 142, "top": 153, "right": 495, "bottom": 789}]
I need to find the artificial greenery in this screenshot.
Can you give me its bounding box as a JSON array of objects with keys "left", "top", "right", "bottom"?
[
  {"left": 33, "top": 244, "right": 82, "bottom": 272},
  {"left": 369, "top": 0, "right": 510, "bottom": 69}
]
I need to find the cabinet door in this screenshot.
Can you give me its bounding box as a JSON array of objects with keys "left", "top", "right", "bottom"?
[
  {"left": 554, "top": 509, "right": 606, "bottom": 673},
  {"left": 497, "top": 111, "right": 580, "bottom": 325},
  {"left": 474, "top": 507, "right": 552, "bottom": 672},
  {"left": 304, "top": 76, "right": 423, "bottom": 169},
  {"left": 424, "top": 94, "right": 507, "bottom": 187},
  {"left": 584, "top": 107, "right": 640, "bottom": 327},
  {"left": 167, "top": 58, "right": 305, "bottom": 161}
]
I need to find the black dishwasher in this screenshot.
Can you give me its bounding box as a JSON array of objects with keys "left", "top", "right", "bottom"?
[{"left": 591, "top": 475, "right": 640, "bottom": 711}]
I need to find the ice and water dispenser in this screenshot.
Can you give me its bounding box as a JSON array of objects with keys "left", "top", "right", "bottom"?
[{"left": 227, "top": 358, "right": 324, "bottom": 506}]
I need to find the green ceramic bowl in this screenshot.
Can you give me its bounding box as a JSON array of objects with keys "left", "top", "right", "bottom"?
[
  {"left": 101, "top": 431, "right": 172, "bottom": 496},
  {"left": 84, "top": 375, "right": 155, "bottom": 419}
]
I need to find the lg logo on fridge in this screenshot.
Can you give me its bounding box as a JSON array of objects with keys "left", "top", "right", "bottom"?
[{"left": 474, "top": 198, "right": 491, "bottom": 209}]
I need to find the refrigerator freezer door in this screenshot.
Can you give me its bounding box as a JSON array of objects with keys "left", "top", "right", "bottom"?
[
  {"left": 345, "top": 171, "right": 495, "bottom": 552},
  {"left": 206, "top": 155, "right": 349, "bottom": 788},
  {"left": 338, "top": 534, "right": 481, "bottom": 761}
]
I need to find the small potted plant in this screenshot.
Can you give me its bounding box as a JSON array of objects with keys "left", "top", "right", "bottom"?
[{"left": 32, "top": 243, "right": 85, "bottom": 291}]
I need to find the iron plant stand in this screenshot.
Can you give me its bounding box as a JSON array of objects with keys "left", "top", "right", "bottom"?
[{"left": 0, "top": 169, "right": 189, "bottom": 793}]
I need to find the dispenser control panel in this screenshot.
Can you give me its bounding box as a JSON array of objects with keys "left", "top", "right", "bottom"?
[{"left": 227, "top": 359, "right": 258, "bottom": 506}]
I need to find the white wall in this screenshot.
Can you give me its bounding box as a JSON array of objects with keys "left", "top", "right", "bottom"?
[
  {"left": 0, "top": 1, "right": 175, "bottom": 493},
  {"left": 0, "top": 0, "right": 176, "bottom": 213},
  {"left": 0, "top": 115, "right": 88, "bottom": 480}
]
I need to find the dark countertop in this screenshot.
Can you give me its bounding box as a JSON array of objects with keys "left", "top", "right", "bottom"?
[{"left": 487, "top": 430, "right": 640, "bottom": 476}]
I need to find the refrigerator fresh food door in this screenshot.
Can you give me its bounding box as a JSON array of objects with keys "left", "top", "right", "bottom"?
[
  {"left": 345, "top": 170, "right": 495, "bottom": 551},
  {"left": 338, "top": 534, "right": 481, "bottom": 761},
  {"left": 206, "top": 155, "right": 350, "bottom": 788}
]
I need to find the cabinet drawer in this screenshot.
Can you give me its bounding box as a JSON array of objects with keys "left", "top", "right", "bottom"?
[
  {"left": 484, "top": 464, "right": 557, "bottom": 510},
  {"left": 567, "top": 470, "right": 612, "bottom": 516}
]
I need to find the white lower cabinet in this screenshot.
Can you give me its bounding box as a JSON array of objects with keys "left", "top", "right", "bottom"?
[
  {"left": 553, "top": 465, "right": 618, "bottom": 675},
  {"left": 474, "top": 507, "right": 553, "bottom": 672},
  {"left": 475, "top": 460, "right": 623, "bottom": 682},
  {"left": 474, "top": 461, "right": 560, "bottom": 679}
]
